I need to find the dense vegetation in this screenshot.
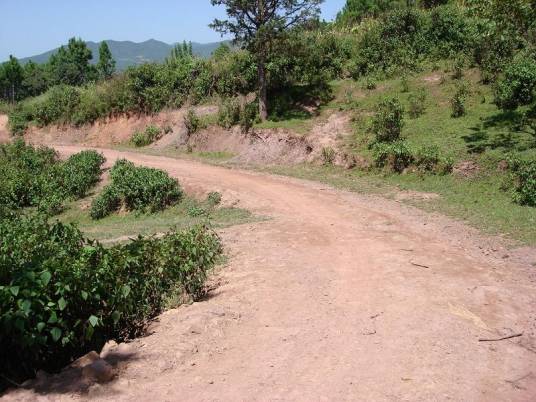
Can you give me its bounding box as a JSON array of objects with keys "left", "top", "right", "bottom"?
[
  {"left": 0, "top": 141, "right": 105, "bottom": 215},
  {"left": 90, "top": 159, "right": 183, "bottom": 219},
  {"left": 0, "top": 212, "right": 221, "bottom": 387}
]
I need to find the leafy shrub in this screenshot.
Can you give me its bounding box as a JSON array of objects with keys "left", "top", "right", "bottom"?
[
  {"left": 218, "top": 98, "right": 241, "bottom": 129},
  {"left": 61, "top": 150, "right": 105, "bottom": 198},
  {"left": 509, "top": 158, "right": 536, "bottom": 206},
  {"left": 90, "top": 159, "right": 182, "bottom": 219},
  {"left": 131, "top": 125, "right": 162, "bottom": 147},
  {"left": 187, "top": 205, "right": 208, "bottom": 217},
  {"left": 408, "top": 88, "right": 427, "bottom": 119},
  {"left": 7, "top": 105, "right": 32, "bottom": 135},
  {"left": 372, "top": 140, "right": 414, "bottom": 172},
  {"left": 400, "top": 75, "right": 410, "bottom": 93},
  {"left": 451, "top": 84, "right": 468, "bottom": 117},
  {"left": 239, "top": 101, "right": 258, "bottom": 133},
  {"left": 494, "top": 53, "right": 536, "bottom": 111},
  {"left": 184, "top": 109, "right": 201, "bottom": 135},
  {"left": 363, "top": 77, "right": 377, "bottom": 90},
  {"left": 371, "top": 97, "right": 405, "bottom": 143},
  {"left": 0, "top": 212, "right": 222, "bottom": 387},
  {"left": 33, "top": 85, "right": 81, "bottom": 126},
  {"left": 206, "top": 191, "right": 222, "bottom": 206},
  {"left": 452, "top": 56, "right": 465, "bottom": 79},
  {"left": 0, "top": 141, "right": 103, "bottom": 214},
  {"left": 321, "top": 147, "right": 336, "bottom": 165},
  {"left": 414, "top": 144, "right": 453, "bottom": 174}
]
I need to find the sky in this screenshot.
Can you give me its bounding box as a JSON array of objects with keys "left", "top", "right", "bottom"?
[{"left": 0, "top": 0, "right": 347, "bottom": 61}]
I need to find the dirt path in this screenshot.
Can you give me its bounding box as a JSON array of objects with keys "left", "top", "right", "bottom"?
[{"left": 6, "top": 146, "right": 536, "bottom": 402}]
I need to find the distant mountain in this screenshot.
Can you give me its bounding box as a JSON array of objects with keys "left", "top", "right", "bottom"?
[{"left": 18, "top": 39, "right": 229, "bottom": 70}]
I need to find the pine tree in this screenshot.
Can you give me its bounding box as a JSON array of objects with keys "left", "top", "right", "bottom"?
[
  {"left": 210, "top": 0, "right": 323, "bottom": 121},
  {"left": 97, "top": 41, "right": 116, "bottom": 80}
]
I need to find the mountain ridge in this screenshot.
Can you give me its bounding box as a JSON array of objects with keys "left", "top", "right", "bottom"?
[{"left": 17, "top": 39, "right": 229, "bottom": 70}]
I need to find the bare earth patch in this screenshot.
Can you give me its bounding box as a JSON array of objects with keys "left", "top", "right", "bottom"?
[{"left": 4, "top": 146, "right": 536, "bottom": 401}]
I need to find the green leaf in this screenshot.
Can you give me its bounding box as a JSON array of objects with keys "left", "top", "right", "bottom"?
[
  {"left": 10, "top": 286, "right": 19, "bottom": 296},
  {"left": 40, "top": 271, "right": 52, "bottom": 286},
  {"left": 58, "top": 297, "right": 67, "bottom": 311},
  {"left": 21, "top": 299, "right": 31, "bottom": 314},
  {"left": 122, "top": 285, "right": 131, "bottom": 297},
  {"left": 88, "top": 315, "right": 99, "bottom": 327},
  {"left": 37, "top": 322, "right": 46, "bottom": 333},
  {"left": 48, "top": 312, "right": 58, "bottom": 324},
  {"left": 111, "top": 311, "right": 120, "bottom": 324},
  {"left": 81, "top": 291, "right": 88, "bottom": 300},
  {"left": 50, "top": 327, "right": 62, "bottom": 342}
]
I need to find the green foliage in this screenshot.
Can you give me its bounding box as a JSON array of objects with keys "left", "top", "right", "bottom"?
[
  {"left": 372, "top": 140, "right": 413, "bottom": 172},
  {"left": 0, "top": 141, "right": 104, "bottom": 214},
  {"left": 33, "top": 85, "right": 81, "bottom": 126},
  {"left": 0, "top": 212, "right": 222, "bottom": 386},
  {"left": 48, "top": 38, "right": 96, "bottom": 87},
  {"left": 90, "top": 159, "right": 183, "bottom": 219},
  {"left": 7, "top": 104, "right": 32, "bottom": 135},
  {"left": 131, "top": 125, "right": 162, "bottom": 147},
  {"left": 61, "top": 151, "right": 106, "bottom": 198},
  {"left": 336, "top": 0, "right": 402, "bottom": 26},
  {"left": 206, "top": 191, "right": 222, "bottom": 206},
  {"left": 408, "top": 88, "right": 427, "bottom": 118},
  {"left": 414, "top": 144, "right": 453, "bottom": 174},
  {"left": 371, "top": 97, "right": 404, "bottom": 142},
  {"left": 218, "top": 98, "right": 241, "bottom": 129},
  {"left": 509, "top": 157, "right": 536, "bottom": 206},
  {"left": 451, "top": 83, "right": 468, "bottom": 117},
  {"left": 97, "top": 41, "right": 116, "bottom": 80},
  {"left": 184, "top": 109, "right": 201, "bottom": 135},
  {"left": 494, "top": 53, "right": 536, "bottom": 111},
  {"left": 321, "top": 147, "right": 336, "bottom": 165}
]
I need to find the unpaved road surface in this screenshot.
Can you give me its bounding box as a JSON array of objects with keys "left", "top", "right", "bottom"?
[{"left": 6, "top": 146, "right": 536, "bottom": 402}]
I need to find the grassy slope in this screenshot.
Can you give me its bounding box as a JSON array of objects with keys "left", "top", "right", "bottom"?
[{"left": 259, "top": 66, "right": 536, "bottom": 244}]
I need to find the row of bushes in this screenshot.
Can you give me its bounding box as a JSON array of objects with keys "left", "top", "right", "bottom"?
[
  {"left": 0, "top": 211, "right": 222, "bottom": 387},
  {"left": 90, "top": 159, "right": 183, "bottom": 219},
  {"left": 0, "top": 141, "right": 104, "bottom": 215},
  {"left": 372, "top": 141, "right": 453, "bottom": 174}
]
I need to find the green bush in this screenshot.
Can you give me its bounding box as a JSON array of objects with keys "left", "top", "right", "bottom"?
[
  {"left": 0, "top": 212, "right": 222, "bottom": 387},
  {"left": 509, "top": 158, "right": 536, "bottom": 206},
  {"left": 408, "top": 88, "right": 427, "bottom": 118},
  {"left": 33, "top": 85, "right": 81, "bottom": 127},
  {"left": 90, "top": 159, "right": 183, "bottom": 219},
  {"left": 414, "top": 144, "right": 453, "bottom": 174},
  {"left": 494, "top": 53, "right": 536, "bottom": 111},
  {"left": 61, "top": 150, "right": 105, "bottom": 198},
  {"left": 321, "top": 147, "right": 336, "bottom": 165},
  {"left": 371, "top": 97, "right": 405, "bottom": 143},
  {"left": 0, "top": 141, "right": 103, "bottom": 214},
  {"left": 7, "top": 105, "right": 32, "bottom": 135},
  {"left": 218, "top": 98, "right": 241, "bottom": 129},
  {"left": 372, "top": 140, "right": 413, "bottom": 172},
  {"left": 451, "top": 83, "right": 468, "bottom": 117},
  {"left": 184, "top": 109, "right": 201, "bottom": 135},
  {"left": 239, "top": 101, "right": 258, "bottom": 133},
  {"left": 206, "top": 191, "right": 222, "bottom": 207},
  {"left": 131, "top": 125, "right": 162, "bottom": 147}
]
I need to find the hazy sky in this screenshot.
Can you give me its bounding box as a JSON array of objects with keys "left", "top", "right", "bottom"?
[{"left": 0, "top": 0, "right": 347, "bottom": 61}]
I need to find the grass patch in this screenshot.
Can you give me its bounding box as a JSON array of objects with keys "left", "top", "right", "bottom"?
[{"left": 58, "top": 195, "right": 257, "bottom": 243}]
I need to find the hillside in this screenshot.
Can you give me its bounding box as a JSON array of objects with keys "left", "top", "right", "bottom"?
[{"left": 18, "top": 39, "right": 229, "bottom": 70}]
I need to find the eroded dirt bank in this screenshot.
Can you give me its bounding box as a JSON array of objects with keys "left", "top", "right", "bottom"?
[{"left": 4, "top": 146, "right": 536, "bottom": 402}]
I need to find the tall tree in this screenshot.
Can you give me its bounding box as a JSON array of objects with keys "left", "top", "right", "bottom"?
[
  {"left": 1, "top": 56, "right": 23, "bottom": 103},
  {"left": 22, "top": 61, "right": 49, "bottom": 98},
  {"left": 48, "top": 38, "right": 95, "bottom": 86},
  {"left": 335, "top": 0, "right": 403, "bottom": 26},
  {"left": 166, "top": 41, "right": 194, "bottom": 65},
  {"left": 97, "top": 41, "right": 116, "bottom": 80},
  {"left": 210, "top": 0, "right": 323, "bottom": 121}
]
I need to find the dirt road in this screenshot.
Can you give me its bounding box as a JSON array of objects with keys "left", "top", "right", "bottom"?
[{"left": 6, "top": 146, "right": 536, "bottom": 401}]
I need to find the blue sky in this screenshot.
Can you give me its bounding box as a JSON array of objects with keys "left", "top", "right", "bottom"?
[{"left": 0, "top": 0, "right": 346, "bottom": 61}]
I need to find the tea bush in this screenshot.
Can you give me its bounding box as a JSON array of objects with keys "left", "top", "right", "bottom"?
[
  {"left": 131, "top": 125, "right": 162, "bottom": 147},
  {"left": 451, "top": 83, "right": 468, "bottom": 117},
  {"left": 414, "top": 144, "right": 453, "bottom": 174},
  {"left": 90, "top": 159, "right": 183, "bottom": 219},
  {"left": 372, "top": 140, "right": 413, "bottom": 173},
  {"left": 217, "top": 98, "right": 241, "bottom": 129},
  {"left": 0, "top": 212, "right": 222, "bottom": 387},
  {"left": 408, "top": 88, "right": 427, "bottom": 119},
  {"left": 509, "top": 158, "right": 536, "bottom": 206},
  {"left": 371, "top": 97, "right": 405, "bottom": 143},
  {"left": 184, "top": 109, "right": 201, "bottom": 135},
  {"left": 0, "top": 141, "right": 104, "bottom": 214}
]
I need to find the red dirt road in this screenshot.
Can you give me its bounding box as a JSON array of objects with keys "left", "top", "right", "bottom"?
[{"left": 5, "top": 146, "right": 536, "bottom": 401}]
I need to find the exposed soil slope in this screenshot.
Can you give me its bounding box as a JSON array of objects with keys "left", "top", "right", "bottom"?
[
  {"left": 5, "top": 146, "right": 536, "bottom": 402},
  {"left": 0, "top": 115, "right": 9, "bottom": 143}
]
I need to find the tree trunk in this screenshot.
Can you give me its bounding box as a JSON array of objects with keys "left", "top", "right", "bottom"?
[{"left": 258, "top": 59, "right": 268, "bottom": 121}]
